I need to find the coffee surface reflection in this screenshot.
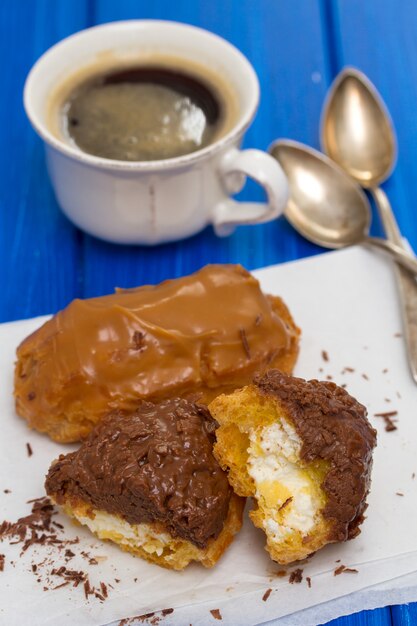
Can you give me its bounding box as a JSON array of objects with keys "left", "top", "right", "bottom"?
[{"left": 61, "top": 66, "right": 229, "bottom": 161}]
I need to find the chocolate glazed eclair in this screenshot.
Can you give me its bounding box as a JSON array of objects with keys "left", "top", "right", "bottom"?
[{"left": 45, "top": 398, "right": 245, "bottom": 570}]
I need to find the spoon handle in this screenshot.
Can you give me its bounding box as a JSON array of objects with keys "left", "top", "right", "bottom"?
[
  {"left": 366, "top": 237, "right": 417, "bottom": 275},
  {"left": 371, "top": 187, "right": 417, "bottom": 383}
]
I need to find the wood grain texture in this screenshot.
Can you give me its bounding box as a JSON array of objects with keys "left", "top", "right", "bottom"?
[
  {"left": 0, "top": 0, "right": 89, "bottom": 322},
  {"left": 391, "top": 603, "right": 417, "bottom": 626}
]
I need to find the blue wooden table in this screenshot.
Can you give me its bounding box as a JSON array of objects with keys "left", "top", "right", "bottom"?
[{"left": 1, "top": 1, "right": 416, "bottom": 624}]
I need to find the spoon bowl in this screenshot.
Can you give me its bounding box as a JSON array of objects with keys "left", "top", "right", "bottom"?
[
  {"left": 269, "top": 140, "right": 371, "bottom": 248},
  {"left": 269, "top": 139, "right": 417, "bottom": 275},
  {"left": 321, "top": 67, "right": 397, "bottom": 187}
]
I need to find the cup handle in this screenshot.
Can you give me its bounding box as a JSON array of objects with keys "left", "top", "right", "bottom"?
[{"left": 212, "top": 147, "right": 288, "bottom": 236}]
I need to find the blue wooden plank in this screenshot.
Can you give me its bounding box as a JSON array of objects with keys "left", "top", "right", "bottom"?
[
  {"left": 391, "top": 603, "right": 417, "bottom": 625},
  {"left": 0, "top": 0, "right": 89, "bottom": 322},
  {"left": 80, "top": 0, "right": 330, "bottom": 298},
  {"left": 322, "top": 607, "right": 393, "bottom": 626}
]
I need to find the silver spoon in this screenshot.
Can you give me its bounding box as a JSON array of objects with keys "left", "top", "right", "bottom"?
[
  {"left": 268, "top": 140, "right": 417, "bottom": 274},
  {"left": 321, "top": 67, "right": 417, "bottom": 382}
]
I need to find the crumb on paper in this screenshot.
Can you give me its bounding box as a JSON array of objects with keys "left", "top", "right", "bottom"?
[
  {"left": 306, "top": 576, "right": 312, "bottom": 588},
  {"left": 412, "top": 473, "right": 415, "bottom": 480},
  {"left": 342, "top": 367, "right": 355, "bottom": 374},
  {"left": 0, "top": 497, "right": 112, "bottom": 602},
  {"left": 384, "top": 398, "right": 391, "bottom": 403},
  {"left": 289, "top": 568, "right": 303, "bottom": 584},
  {"left": 0, "top": 554, "right": 4, "bottom": 571},
  {"left": 382, "top": 368, "right": 388, "bottom": 374},
  {"left": 210, "top": 608, "right": 222, "bottom": 620},
  {"left": 374, "top": 411, "right": 398, "bottom": 432},
  {"left": 334, "top": 565, "right": 358, "bottom": 576},
  {"left": 262, "top": 588, "right": 272, "bottom": 602},
  {"left": 273, "top": 569, "right": 287, "bottom": 578},
  {"left": 396, "top": 492, "right": 404, "bottom": 497},
  {"left": 321, "top": 350, "right": 329, "bottom": 362},
  {"left": 3, "top": 489, "right": 11, "bottom": 494},
  {"left": 326, "top": 375, "right": 333, "bottom": 381},
  {"left": 394, "top": 332, "right": 402, "bottom": 338},
  {"left": 362, "top": 373, "right": 369, "bottom": 380},
  {"left": 26, "top": 443, "right": 33, "bottom": 457}
]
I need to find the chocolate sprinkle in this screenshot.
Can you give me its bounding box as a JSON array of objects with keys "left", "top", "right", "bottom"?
[
  {"left": 26, "top": 443, "right": 33, "bottom": 457},
  {"left": 321, "top": 350, "right": 329, "bottom": 362},
  {"left": 334, "top": 565, "right": 358, "bottom": 576},
  {"left": 289, "top": 568, "right": 303, "bottom": 584},
  {"left": 262, "top": 588, "right": 272, "bottom": 601},
  {"left": 210, "top": 608, "right": 222, "bottom": 620},
  {"left": 374, "top": 411, "right": 398, "bottom": 432},
  {"left": 239, "top": 328, "right": 251, "bottom": 360}
]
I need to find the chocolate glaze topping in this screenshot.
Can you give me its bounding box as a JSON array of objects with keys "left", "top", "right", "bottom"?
[
  {"left": 15, "top": 264, "right": 298, "bottom": 441},
  {"left": 255, "top": 370, "right": 377, "bottom": 542},
  {"left": 45, "top": 398, "right": 231, "bottom": 548}
]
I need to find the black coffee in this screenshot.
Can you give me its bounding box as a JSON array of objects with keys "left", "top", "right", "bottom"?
[{"left": 61, "top": 66, "right": 226, "bottom": 161}]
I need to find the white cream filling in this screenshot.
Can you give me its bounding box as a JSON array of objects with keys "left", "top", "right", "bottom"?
[
  {"left": 247, "top": 420, "right": 321, "bottom": 541},
  {"left": 75, "top": 510, "right": 172, "bottom": 557}
]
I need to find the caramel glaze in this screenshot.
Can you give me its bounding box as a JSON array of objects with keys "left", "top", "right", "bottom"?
[
  {"left": 15, "top": 265, "right": 299, "bottom": 443},
  {"left": 46, "top": 399, "right": 231, "bottom": 549},
  {"left": 255, "top": 371, "right": 377, "bottom": 542}
]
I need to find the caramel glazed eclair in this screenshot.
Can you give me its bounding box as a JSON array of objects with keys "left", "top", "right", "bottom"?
[
  {"left": 15, "top": 264, "right": 300, "bottom": 443},
  {"left": 210, "top": 370, "right": 377, "bottom": 565},
  {"left": 45, "top": 398, "right": 245, "bottom": 571}
]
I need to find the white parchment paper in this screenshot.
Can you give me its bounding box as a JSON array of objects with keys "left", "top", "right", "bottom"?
[{"left": 1, "top": 246, "right": 416, "bottom": 626}]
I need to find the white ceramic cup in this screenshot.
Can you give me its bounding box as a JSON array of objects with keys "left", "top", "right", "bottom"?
[{"left": 24, "top": 20, "right": 288, "bottom": 245}]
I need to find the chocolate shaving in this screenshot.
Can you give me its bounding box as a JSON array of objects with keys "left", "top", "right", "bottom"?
[
  {"left": 362, "top": 374, "right": 369, "bottom": 380},
  {"left": 334, "top": 565, "right": 358, "bottom": 576},
  {"left": 262, "top": 588, "right": 272, "bottom": 602},
  {"left": 100, "top": 582, "right": 108, "bottom": 598},
  {"left": 239, "top": 328, "right": 251, "bottom": 360},
  {"left": 3, "top": 489, "right": 11, "bottom": 494},
  {"left": 0, "top": 554, "right": 4, "bottom": 571},
  {"left": 289, "top": 568, "right": 303, "bottom": 584},
  {"left": 132, "top": 331, "right": 146, "bottom": 351},
  {"left": 161, "top": 609, "right": 174, "bottom": 616},
  {"left": 278, "top": 497, "right": 293, "bottom": 511},
  {"left": 210, "top": 608, "right": 222, "bottom": 620},
  {"left": 396, "top": 492, "right": 404, "bottom": 497},
  {"left": 26, "top": 443, "right": 33, "bottom": 457},
  {"left": 374, "top": 411, "right": 398, "bottom": 432},
  {"left": 306, "top": 576, "right": 312, "bottom": 588},
  {"left": 321, "top": 350, "right": 329, "bottom": 362}
]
